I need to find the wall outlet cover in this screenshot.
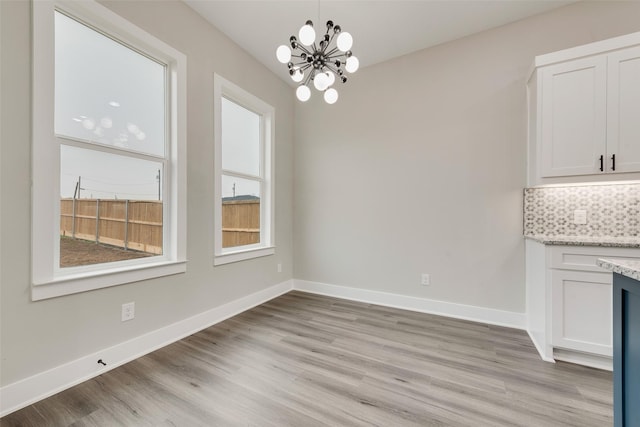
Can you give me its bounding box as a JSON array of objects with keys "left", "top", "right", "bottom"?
[
  {"left": 573, "top": 209, "right": 587, "bottom": 225},
  {"left": 121, "top": 302, "right": 135, "bottom": 322}
]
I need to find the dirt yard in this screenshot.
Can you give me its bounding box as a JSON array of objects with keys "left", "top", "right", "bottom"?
[{"left": 60, "top": 236, "right": 154, "bottom": 267}]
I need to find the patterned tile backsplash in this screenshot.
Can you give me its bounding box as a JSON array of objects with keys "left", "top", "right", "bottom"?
[{"left": 524, "top": 183, "right": 640, "bottom": 237}]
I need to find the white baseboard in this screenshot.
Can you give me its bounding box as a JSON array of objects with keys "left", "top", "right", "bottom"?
[
  {"left": 526, "top": 330, "right": 556, "bottom": 363},
  {"left": 293, "top": 279, "right": 526, "bottom": 330},
  {"left": 553, "top": 348, "right": 612, "bottom": 371},
  {"left": 0, "top": 280, "right": 293, "bottom": 417}
]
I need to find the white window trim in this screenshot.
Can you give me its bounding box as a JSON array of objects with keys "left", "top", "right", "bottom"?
[
  {"left": 213, "top": 74, "right": 275, "bottom": 266},
  {"left": 31, "top": 0, "right": 187, "bottom": 300}
]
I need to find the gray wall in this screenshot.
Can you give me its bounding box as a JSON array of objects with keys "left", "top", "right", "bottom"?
[
  {"left": 293, "top": 1, "right": 640, "bottom": 313},
  {"left": 0, "top": 0, "right": 294, "bottom": 386}
]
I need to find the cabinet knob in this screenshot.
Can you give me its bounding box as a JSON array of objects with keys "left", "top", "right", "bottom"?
[
  {"left": 599, "top": 155, "right": 604, "bottom": 172},
  {"left": 611, "top": 154, "right": 616, "bottom": 171}
]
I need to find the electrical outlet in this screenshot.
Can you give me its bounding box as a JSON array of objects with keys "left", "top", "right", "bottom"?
[
  {"left": 421, "top": 274, "right": 430, "bottom": 286},
  {"left": 121, "top": 302, "right": 135, "bottom": 322},
  {"left": 277, "top": 263, "right": 282, "bottom": 273},
  {"left": 573, "top": 209, "right": 587, "bottom": 225}
]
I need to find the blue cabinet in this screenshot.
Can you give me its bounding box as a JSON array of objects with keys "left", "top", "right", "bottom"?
[{"left": 613, "top": 272, "right": 640, "bottom": 427}]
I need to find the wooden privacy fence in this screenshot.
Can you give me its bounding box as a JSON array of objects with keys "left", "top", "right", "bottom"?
[
  {"left": 222, "top": 198, "right": 260, "bottom": 248},
  {"left": 60, "top": 198, "right": 260, "bottom": 253},
  {"left": 60, "top": 199, "right": 163, "bottom": 254}
]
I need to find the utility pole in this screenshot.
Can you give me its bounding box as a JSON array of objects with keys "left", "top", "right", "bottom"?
[
  {"left": 232, "top": 182, "right": 236, "bottom": 198},
  {"left": 156, "top": 169, "right": 161, "bottom": 201},
  {"left": 74, "top": 176, "right": 84, "bottom": 199}
]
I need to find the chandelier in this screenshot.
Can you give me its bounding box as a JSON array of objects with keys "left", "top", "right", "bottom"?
[{"left": 276, "top": 20, "right": 359, "bottom": 104}]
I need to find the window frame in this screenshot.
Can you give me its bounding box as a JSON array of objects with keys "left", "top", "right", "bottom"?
[
  {"left": 213, "top": 74, "right": 275, "bottom": 265},
  {"left": 31, "top": 0, "right": 187, "bottom": 300}
]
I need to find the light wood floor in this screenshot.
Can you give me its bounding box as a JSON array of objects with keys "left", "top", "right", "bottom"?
[{"left": 1, "top": 291, "right": 612, "bottom": 426}]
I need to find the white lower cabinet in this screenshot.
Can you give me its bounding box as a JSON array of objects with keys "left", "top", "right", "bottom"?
[
  {"left": 551, "top": 270, "right": 612, "bottom": 356},
  {"left": 526, "top": 241, "right": 640, "bottom": 370}
]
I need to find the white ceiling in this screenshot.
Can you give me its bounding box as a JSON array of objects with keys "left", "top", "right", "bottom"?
[{"left": 184, "top": 0, "right": 576, "bottom": 86}]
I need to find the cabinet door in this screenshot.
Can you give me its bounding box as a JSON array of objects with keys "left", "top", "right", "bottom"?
[
  {"left": 552, "top": 270, "right": 612, "bottom": 356},
  {"left": 540, "top": 56, "right": 607, "bottom": 177},
  {"left": 607, "top": 46, "right": 640, "bottom": 174}
]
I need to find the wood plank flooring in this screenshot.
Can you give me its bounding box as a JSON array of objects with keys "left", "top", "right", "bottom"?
[{"left": 1, "top": 291, "right": 612, "bottom": 426}]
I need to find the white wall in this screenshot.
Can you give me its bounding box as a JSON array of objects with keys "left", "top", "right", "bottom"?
[
  {"left": 0, "top": 0, "right": 294, "bottom": 387},
  {"left": 293, "top": 1, "right": 640, "bottom": 313}
]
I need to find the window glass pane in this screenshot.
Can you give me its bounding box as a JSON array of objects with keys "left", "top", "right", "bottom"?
[
  {"left": 221, "top": 97, "right": 260, "bottom": 176},
  {"left": 60, "top": 145, "right": 163, "bottom": 267},
  {"left": 54, "top": 11, "right": 165, "bottom": 157},
  {"left": 221, "top": 174, "right": 260, "bottom": 248}
]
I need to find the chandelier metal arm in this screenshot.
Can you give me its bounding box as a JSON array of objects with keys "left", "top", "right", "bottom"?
[
  {"left": 302, "top": 70, "right": 314, "bottom": 87},
  {"left": 327, "top": 32, "right": 337, "bottom": 48},
  {"left": 298, "top": 63, "right": 313, "bottom": 73},
  {"left": 324, "top": 47, "right": 341, "bottom": 57},
  {"left": 324, "top": 54, "right": 346, "bottom": 61},
  {"left": 323, "top": 63, "right": 340, "bottom": 75},
  {"left": 296, "top": 44, "right": 314, "bottom": 56}
]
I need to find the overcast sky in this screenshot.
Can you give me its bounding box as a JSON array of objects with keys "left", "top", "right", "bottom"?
[
  {"left": 57, "top": 11, "right": 261, "bottom": 201},
  {"left": 57, "top": 10, "right": 164, "bottom": 201}
]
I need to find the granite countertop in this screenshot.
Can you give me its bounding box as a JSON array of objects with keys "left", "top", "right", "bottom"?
[
  {"left": 524, "top": 235, "right": 640, "bottom": 249},
  {"left": 596, "top": 258, "right": 640, "bottom": 281}
]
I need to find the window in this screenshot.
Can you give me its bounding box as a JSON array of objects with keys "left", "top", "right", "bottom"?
[
  {"left": 214, "top": 75, "right": 274, "bottom": 265},
  {"left": 32, "top": 0, "right": 187, "bottom": 300}
]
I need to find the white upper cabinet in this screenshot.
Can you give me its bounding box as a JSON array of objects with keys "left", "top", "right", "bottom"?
[
  {"left": 528, "top": 32, "right": 640, "bottom": 185},
  {"left": 607, "top": 46, "right": 640, "bottom": 174},
  {"left": 540, "top": 56, "right": 607, "bottom": 177}
]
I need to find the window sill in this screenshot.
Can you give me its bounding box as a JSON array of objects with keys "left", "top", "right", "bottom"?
[
  {"left": 214, "top": 246, "right": 275, "bottom": 266},
  {"left": 32, "top": 260, "right": 187, "bottom": 301}
]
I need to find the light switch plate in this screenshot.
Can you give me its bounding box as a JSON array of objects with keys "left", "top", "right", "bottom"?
[{"left": 573, "top": 209, "right": 587, "bottom": 225}]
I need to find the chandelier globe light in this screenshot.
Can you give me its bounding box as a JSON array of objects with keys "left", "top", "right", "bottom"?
[
  {"left": 296, "top": 85, "right": 311, "bottom": 102},
  {"left": 276, "top": 19, "right": 358, "bottom": 104}
]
